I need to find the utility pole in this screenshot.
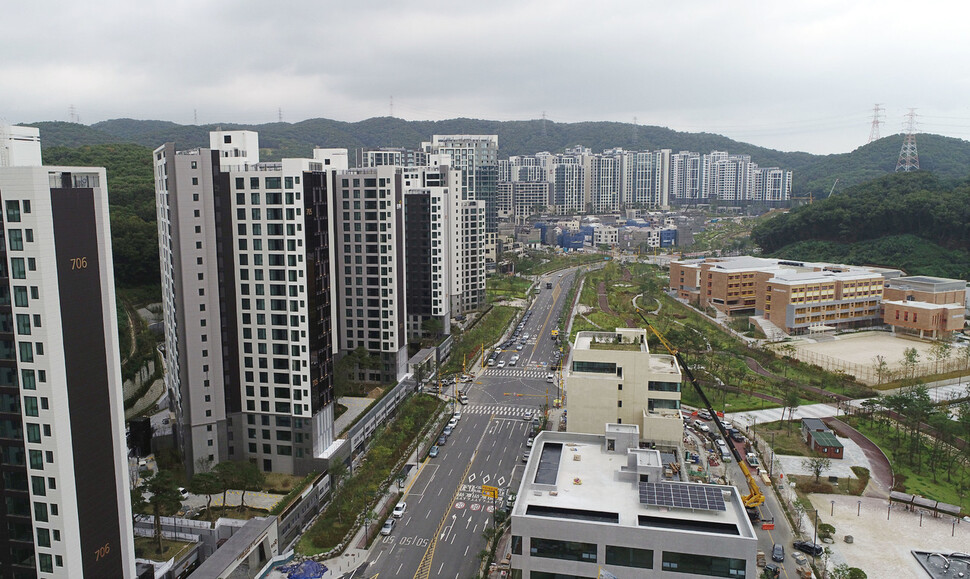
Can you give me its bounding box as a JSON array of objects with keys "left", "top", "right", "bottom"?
[
  {"left": 895, "top": 109, "right": 920, "bottom": 172},
  {"left": 867, "top": 103, "right": 883, "bottom": 143}
]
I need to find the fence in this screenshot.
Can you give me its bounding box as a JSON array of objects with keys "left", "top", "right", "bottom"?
[{"left": 793, "top": 345, "right": 970, "bottom": 386}]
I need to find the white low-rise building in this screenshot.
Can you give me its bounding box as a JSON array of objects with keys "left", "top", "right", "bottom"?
[
  {"left": 511, "top": 425, "right": 758, "bottom": 578},
  {"left": 565, "top": 329, "right": 683, "bottom": 445}
]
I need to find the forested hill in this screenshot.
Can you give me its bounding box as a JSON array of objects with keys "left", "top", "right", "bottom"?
[
  {"left": 751, "top": 172, "right": 970, "bottom": 279},
  {"left": 21, "top": 117, "right": 970, "bottom": 198}
]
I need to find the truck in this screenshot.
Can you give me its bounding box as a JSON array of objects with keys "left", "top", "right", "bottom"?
[{"left": 550, "top": 329, "right": 559, "bottom": 339}]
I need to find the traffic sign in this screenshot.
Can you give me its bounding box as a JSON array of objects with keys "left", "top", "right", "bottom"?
[{"left": 481, "top": 485, "right": 499, "bottom": 499}]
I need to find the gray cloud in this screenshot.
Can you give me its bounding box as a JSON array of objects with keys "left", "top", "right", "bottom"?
[{"left": 3, "top": 0, "right": 970, "bottom": 153}]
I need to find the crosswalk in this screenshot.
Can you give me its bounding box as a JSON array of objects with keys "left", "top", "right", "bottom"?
[
  {"left": 484, "top": 369, "right": 548, "bottom": 379},
  {"left": 463, "top": 404, "right": 539, "bottom": 417}
]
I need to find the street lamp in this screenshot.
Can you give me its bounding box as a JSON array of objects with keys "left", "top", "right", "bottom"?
[{"left": 813, "top": 509, "right": 819, "bottom": 564}]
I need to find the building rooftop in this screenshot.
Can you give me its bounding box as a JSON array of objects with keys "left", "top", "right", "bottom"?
[
  {"left": 809, "top": 430, "right": 842, "bottom": 448},
  {"left": 886, "top": 276, "right": 967, "bottom": 292},
  {"left": 573, "top": 329, "right": 648, "bottom": 352},
  {"left": 514, "top": 430, "right": 756, "bottom": 538},
  {"left": 883, "top": 300, "right": 964, "bottom": 311}
]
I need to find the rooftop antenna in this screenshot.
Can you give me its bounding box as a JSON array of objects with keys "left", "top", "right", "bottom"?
[
  {"left": 895, "top": 108, "right": 919, "bottom": 172},
  {"left": 867, "top": 104, "right": 883, "bottom": 143}
]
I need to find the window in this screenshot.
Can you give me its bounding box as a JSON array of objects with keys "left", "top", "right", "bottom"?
[
  {"left": 7, "top": 230, "right": 23, "bottom": 250},
  {"left": 661, "top": 552, "right": 747, "bottom": 578},
  {"left": 26, "top": 424, "right": 40, "bottom": 443},
  {"left": 10, "top": 259, "right": 25, "bottom": 279},
  {"left": 39, "top": 553, "right": 53, "bottom": 573},
  {"left": 571, "top": 361, "right": 617, "bottom": 374},
  {"left": 5, "top": 200, "right": 20, "bottom": 222},
  {"left": 606, "top": 545, "right": 653, "bottom": 569},
  {"left": 530, "top": 537, "right": 597, "bottom": 563},
  {"left": 648, "top": 381, "right": 681, "bottom": 392},
  {"left": 31, "top": 476, "right": 45, "bottom": 496},
  {"left": 14, "top": 287, "right": 28, "bottom": 307}
]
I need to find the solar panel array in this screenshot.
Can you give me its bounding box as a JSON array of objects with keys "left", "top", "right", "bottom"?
[{"left": 638, "top": 481, "right": 727, "bottom": 512}]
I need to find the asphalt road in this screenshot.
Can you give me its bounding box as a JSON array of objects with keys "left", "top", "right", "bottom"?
[{"left": 364, "top": 268, "right": 579, "bottom": 578}]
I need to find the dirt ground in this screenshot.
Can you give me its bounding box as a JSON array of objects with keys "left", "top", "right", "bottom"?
[
  {"left": 794, "top": 332, "right": 936, "bottom": 369},
  {"left": 807, "top": 494, "right": 970, "bottom": 577}
]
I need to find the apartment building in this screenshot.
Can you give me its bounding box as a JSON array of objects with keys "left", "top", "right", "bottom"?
[
  {"left": 155, "top": 131, "right": 343, "bottom": 475},
  {"left": 564, "top": 329, "right": 683, "bottom": 445},
  {"left": 421, "top": 135, "right": 498, "bottom": 234},
  {"left": 671, "top": 257, "right": 894, "bottom": 335},
  {"left": 0, "top": 131, "right": 136, "bottom": 577},
  {"left": 330, "top": 166, "right": 409, "bottom": 383},
  {"left": 511, "top": 426, "right": 758, "bottom": 579},
  {"left": 496, "top": 181, "right": 551, "bottom": 221}
]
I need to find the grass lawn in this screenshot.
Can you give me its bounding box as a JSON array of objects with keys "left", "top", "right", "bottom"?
[
  {"left": 443, "top": 305, "right": 517, "bottom": 374},
  {"left": 790, "top": 466, "right": 870, "bottom": 497},
  {"left": 134, "top": 536, "right": 195, "bottom": 561},
  {"left": 262, "top": 472, "right": 306, "bottom": 493},
  {"left": 195, "top": 505, "right": 270, "bottom": 521},
  {"left": 756, "top": 420, "right": 813, "bottom": 457},
  {"left": 682, "top": 385, "right": 778, "bottom": 413},
  {"left": 486, "top": 276, "right": 533, "bottom": 302},
  {"left": 513, "top": 251, "right": 605, "bottom": 276},
  {"left": 845, "top": 415, "right": 970, "bottom": 512}
]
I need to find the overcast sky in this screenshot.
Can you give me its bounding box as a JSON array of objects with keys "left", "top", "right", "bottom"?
[{"left": 4, "top": 0, "right": 970, "bottom": 154}]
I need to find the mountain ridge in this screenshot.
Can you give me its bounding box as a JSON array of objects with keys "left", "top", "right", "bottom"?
[{"left": 19, "top": 117, "right": 970, "bottom": 199}]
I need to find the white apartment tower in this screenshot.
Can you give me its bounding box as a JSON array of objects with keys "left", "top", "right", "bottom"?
[
  {"left": 0, "top": 130, "right": 136, "bottom": 577},
  {"left": 155, "top": 131, "right": 344, "bottom": 475}
]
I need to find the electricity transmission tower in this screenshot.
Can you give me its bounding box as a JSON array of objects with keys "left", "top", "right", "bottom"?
[
  {"left": 867, "top": 104, "right": 883, "bottom": 143},
  {"left": 895, "top": 109, "right": 919, "bottom": 172}
]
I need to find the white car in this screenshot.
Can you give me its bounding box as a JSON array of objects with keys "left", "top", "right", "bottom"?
[
  {"left": 527, "top": 437, "right": 534, "bottom": 447},
  {"left": 447, "top": 417, "right": 458, "bottom": 429},
  {"left": 452, "top": 411, "right": 462, "bottom": 421},
  {"left": 381, "top": 518, "right": 395, "bottom": 535},
  {"left": 524, "top": 410, "right": 534, "bottom": 421},
  {"left": 392, "top": 502, "right": 407, "bottom": 518},
  {"left": 178, "top": 487, "right": 189, "bottom": 500},
  {"left": 497, "top": 361, "right": 506, "bottom": 368}
]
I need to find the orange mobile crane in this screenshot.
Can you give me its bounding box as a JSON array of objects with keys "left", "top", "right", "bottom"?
[{"left": 635, "top": 309, "right": 765, "bottom": 513}]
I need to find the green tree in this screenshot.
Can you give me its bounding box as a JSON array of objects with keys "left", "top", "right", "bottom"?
[
  {"left": 930, "top": 339, "right": 952, "bottom": 374},
  {"left": 188, "top": 472, "right": 222, "bottom": 523},
  {"left": 902, "top": 347, "right": 920, "bottom": 379},
  {"left": 140, "top": 471, "right": 182, "bottom": 554},
  {"left": 801, "top": 456, "right": 833, "bottom": 483},
  {"left": 783, "top": 389, "right": 800, "bottom": 433},
  {"left": 872, "top": 355, "right": 889, "bottom": 385},
  {"left": 235, "top": 461, "right": 266, "bottom": 511},
  {"left": 212, "top": 461, "right": 239, "bottom": 513}
]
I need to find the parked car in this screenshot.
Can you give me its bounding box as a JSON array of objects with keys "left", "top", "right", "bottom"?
[
  {"left": 381, "top": 518, "right": 395, "bottom": 536},
  {"left": 746, "top": 452, "right": 759, "bottom": 467},
  {"left": 698, "top": 410, "right": 712, "bottom": 421},
  {"left": 447, "top": 417, "right": 458, "bottom": 428},
  {"left": 771, "top": 543, "right": 785, "bottom": 562},
  {"left": 443, "top": 426, "right": 453, "bottom": 437},
  {"left": 428, "top": 445, "right": 439, "bottom": 458},
  {"left": 793, "top": 540, "right": 823, "bottom": 556},
  {"left": 437, "top": 435, "right": 447, "bottom": 446},
  {"left": 522, "top": 450, "right": 531, "bottom": 462},
  {"left": 452, "top": 411, "right": 462, "bottom": 421},
  {"left": 526, "top": 437, "right": 534, "bottom": 447},
  {"left": 497, "top": 361, "right": 506, "bottom": 368},
  {"left": 459, "top": 395, "right": 469, "bottom": 405},
  {"left": 178, "top": 487, "right": 189, "bottom": 500},
  {"left": 392, "top": 502, "right": 407, "bottom": 518},
  {"left": 505, "top": 490, "right": 517, "bottom": 510},
  {"left": 764, "top": 563, "right": 780, "bottom": 578}
]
